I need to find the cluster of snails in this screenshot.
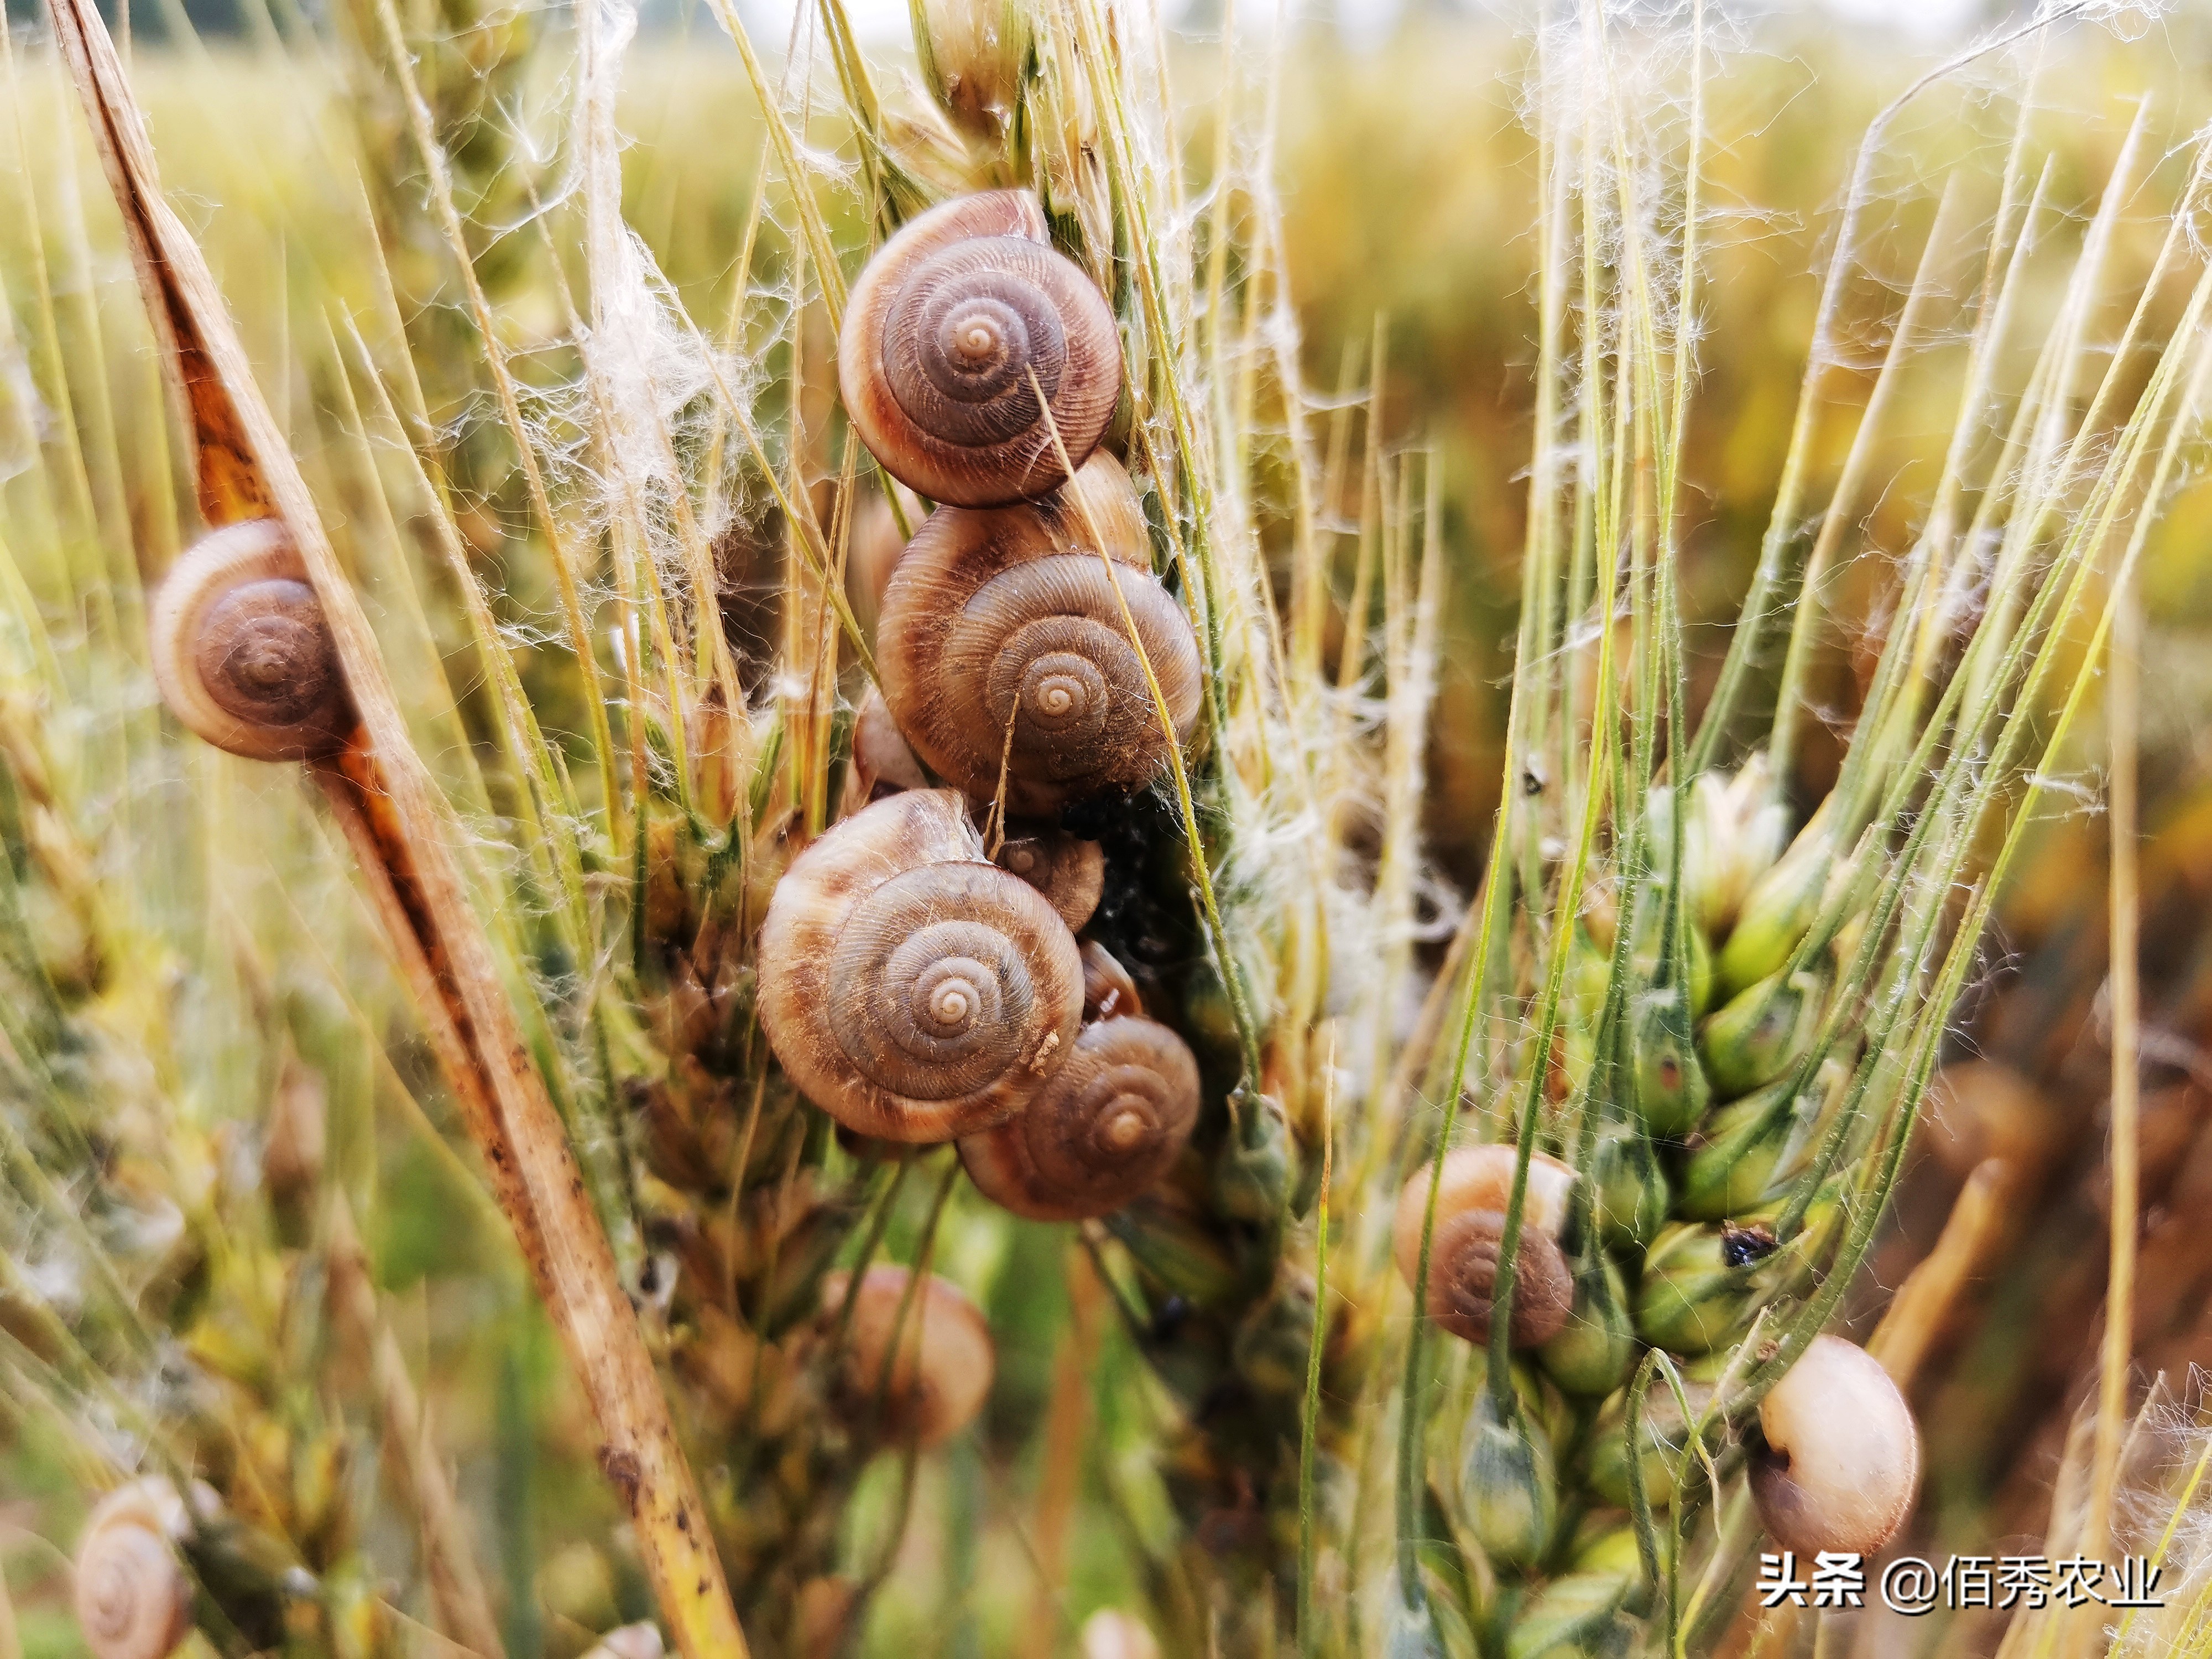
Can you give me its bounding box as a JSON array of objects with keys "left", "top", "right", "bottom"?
[
  {"left": 760, "top": 189, "right": 1210, "bottom": 1446},
  {"left": 1389, "top": 760, "right": 1922, "bottom": 1651}
]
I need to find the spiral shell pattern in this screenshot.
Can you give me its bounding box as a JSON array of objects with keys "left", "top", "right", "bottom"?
[
  {"left": 959, "top": 1016, "right": 1198, "bottom": 1220},
  {"left": 1423, "top": 1209, "right": 1573, "bottom": 1348},
  {"left": 1392, "top": 1145, "right": 1578, "bottom": 1349},
  {"left": 759, "top": 790, "right": 1083, "bottom": 1141},
  {"left": 149, "top": 519, "right": 352, "bottom": 762},
  {"left": 878, "top": 456, "right": 1202, "bottom": 814},
  {"left": 74, "top": 1480, "right": 195, "bottom": 1659},
  {"left": 839, "top": 191, "right": 1121, "bottom": 508}
]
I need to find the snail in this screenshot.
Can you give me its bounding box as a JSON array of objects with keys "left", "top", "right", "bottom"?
[
  {"left": 877, "top": 454, "right": 1202, "bottom": 813},
  {"left": 1079, "top": 939, "right": 1142, "bottom": 1020},
  {"left": 849, "top": 688, "right": 929, "bottom": 805},
  {"left": 838, "top": 190, "right": 1121, "bottom": 508},
  {"left": 821, "top": 1264, "right": 995, "bottom": 1447},
  {"left": 149, "top": 519, "right": 352, "bottom": 762},
  {"left": 958, "top": 1015, "right": 1198, "bottom": 1220},
  {"left": 795, "top": 1577, "right": 858, "bottom": 1659},
  {"left": 758, "top": 789, "right": 1083, "bottom": 1141},
  {"left": 845, "top": 483, "right": 921, "bottom": 639},
  {"left": 73, "top": 1478, "right": 200, "bottom": 1659},
  {"left": 581, "top": 1626, "right": 665, "bottom": 1659},
  {"left": 1391, "top": 1144, "right": 1577, "bottom": 1348},
  {"left": 993, "top": 826, "right": 1105, "bottom": 930},
  {"left": 1750, "top": 1334, "right": 1921, "bottom": 1557},
  {"left": 1079, "top": 1611, "right": 1162, "bottom": 1659}
]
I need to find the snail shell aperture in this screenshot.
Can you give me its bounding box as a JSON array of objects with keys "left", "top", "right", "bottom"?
[
  {"left": 149, "top": 519, "right": 352, "bottom": 762},
  {"left": 838, "top": 190, "right": 1121, "bottom": 508},
  {"left": 878, "top": 454, "right": 1202, "bottom": 814},
  {"left": 821, "top": 1264, "right": 995, "bottom": 1447},
  {"left": 958, "top": 1014, "right": 1198, "bottom": 1220},
  {"left": 73, "top": 1478, "right": 199, "bottom": 1659},
  {"left": 758, "top": 790, "right": 1083, "bottom": 1141}
]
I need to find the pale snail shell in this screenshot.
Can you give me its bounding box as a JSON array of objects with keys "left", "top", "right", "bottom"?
[
  {"left": 993, "top": 826, "right": 1104, "bottom": 931},
  {"left": 149, "top": 519, "right": 352, "bottom": 762},
  {"left": 877, "top": 454, "right": 1202, "bottom": 814},
  {"left": 958, "top": 1015, "right": 1198, "bottom": 1220},
  {"left": 758, "top": 789, "right": 1083, "bottom": 1141},
  {"left": 821, "top": 1264, "right": 995, "bottom": 1447},
  {"left": 1391, "top": 1145, "right": 1577, "bottom": 1349},
  {"left": 839, "top": 190, "right": 1121, "bottom": 508},
  {"left": 1080, "top": 1611, "right": 1162, "bottom": 1659},
  {"left": 74, "top": 1478, "right": 200, "bottom": 1659},
  {"left": 1751, "top": 1334, "right": 1921, "bottom": 1557},
  {"left": 581, "top": 1625, "right": 666, "bottom": 1659}
]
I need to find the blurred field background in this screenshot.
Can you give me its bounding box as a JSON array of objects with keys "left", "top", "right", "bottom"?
[{"left": 10, "top": 3, "right": 2212, "bottom": 1653}]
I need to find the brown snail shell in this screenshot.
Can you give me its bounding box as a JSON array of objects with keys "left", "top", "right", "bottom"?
[
  {"left": 1421, "top": 1207, "right": 1572, "bottom": 1347},
  {"left": 1392, "top": 1145, "right": 1577, "bottom": 1349},
  {"left": 73, "top": 1479, "right": 200, "bottom": 1659},
  {"left": 1751, "top": 1334, "right": 1921, "bottom": 1557},
  {"left": 958, "top": 1015, "right": 1198, "bottom": 1220},
  {"left": 821, "top": 1264, "right": 995, "bottom": 1447},
  {"left": 1079, "top": 940, "right": 1142, "bottom": 1020},
  {"left": 758, "top": 790, "right": 1082, "bottom": 1141},
  {"left": 878, "top": 455, "right": 1202, "bottom": 813},
  {"left": 993, "top": 826, "right": 1104, "bottom": 930},
  {"left": 838, "top": 190, "right": 1121, "bottom": 508},
  {"left": 149, "top": 519, "right": 352, "bottom": 762},
  {"left": 849, "top": 688, "right": 929, "bottom": 805}
]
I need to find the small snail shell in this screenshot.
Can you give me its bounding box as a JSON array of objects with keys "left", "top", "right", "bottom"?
[
  {"left": 262, "top": 1055, "right": 327, "bottom": 1207},
  {"left": 850, "top": 688, "right": 929, "bottom": 804},
  {"left": 878, "top": 455, "right": 1202, "bottom": 813},
  {"left": 1080, "top": 940, "right": 1142, "bottom": 1020},
  {"left": 759, "top": 790, "right": 1083, "bottom": 1141},
  {"left": 839, "top": 190, "right": 1121, "bottom": 508},
  {"left": 795, "top": 1577, "right": 858, "bottom": 1659},
  {"left": 993, "top": 826, "right": 1104, "bottom": 930},
  {"left": 74, "top": 1479, "right": 198, "bottom": 1659},
  {"left": 149, "top": 519, "right": 352, "bottom": 762},
  {"left": 581, "top": 1626, "right": 665, "bottom": 1659},
  {"left": 1081, "top": 1611, "right": 1162, "bottom": 1659},
  {"left": 1392, "top": 1145, "right": 1577, "bottom": 1348},
  {"left": 822, "top": 1264, "right": 995, "bottom": 1447},
  {"left": 846, "top": 484, "right": 920, "bottom": 639},
  {"left": 1751, "top": 1334, "right": 1921, "bottom": 1557},
  {"left": 958, "top": 1015, "right": 1198, "bottom": 1220}
]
